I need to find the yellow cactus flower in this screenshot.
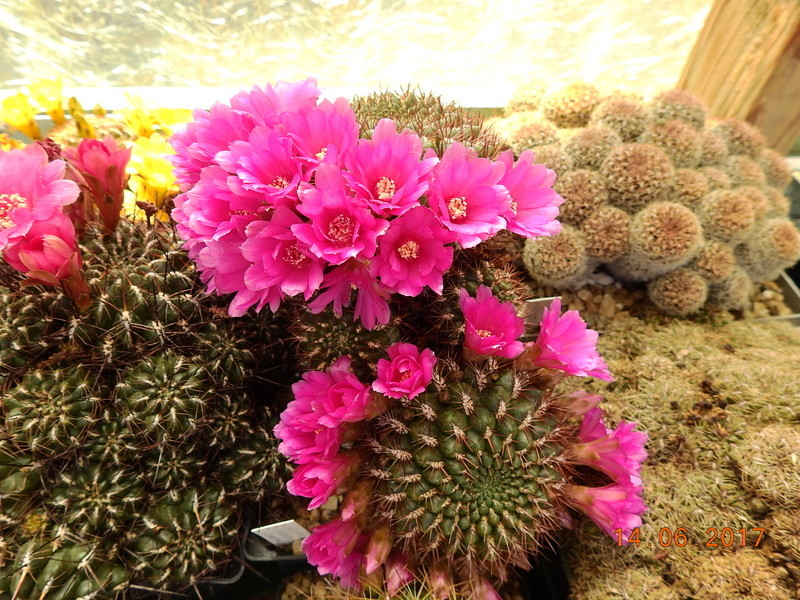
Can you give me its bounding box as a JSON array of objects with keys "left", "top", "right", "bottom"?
[
  {"left": 0, "top": 133, "right": 25, "bottom": 151},
  {"left": 121, "top": 95, "right": 191, "bottom": 138},
  {"left": 0, "top": 93, "right": 41, "bottom": 140},
  {"left": 124, "top": 133, "right": 178, "bottom": 221},
  {"left": 28, "top": 78, "right": 66, "bottom": 125}
]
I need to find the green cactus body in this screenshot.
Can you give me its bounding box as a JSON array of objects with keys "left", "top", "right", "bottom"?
[{"left": 368, "top": 367, "right": 569, "bottom": 580}]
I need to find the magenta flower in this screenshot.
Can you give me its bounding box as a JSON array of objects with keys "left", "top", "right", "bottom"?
[
  {"left": 287, "top": 452, "right": 359, "bottom": 509},
  {"left": 555, "top": 390, "right": 604, "bottom": 418},
  {"left": 218, "top": 127, "right": 303, "bottom": 206},
  {"left": 273, "top": 389, "right": 343, "bottom": 465},
  {"left": 293, "top": 356, "right": 377, "bottom": 428},
  {"left": 363, "top": 527, "right": 391, "bottom": 574},
  {"left": 372, "top": 343, "right": 436, "bottom": 400},
  {"left": 0, "top": 144, "right": 80, "bottom": 248},
  {"left": 459, "top": 285, "right": 525, "bottom": 359},
  {"left": 496, "top": 149, "right": 563, "bottom": 238},
  {"left": 566, "top": 482, "right": 646, "bottom": 543},
  {"left": 428, "top": 142, "right": 510, "bottom": 248},
  {"left": 518, "top": 299, "right": 613, "bottom": 381},
  {"left": 241, "top": 207, "right": 324, "bottom": 300},
  {"left": 344, "top": 119, "right": 437, "bottom": 216},
  {"left": 303, "top": 518, "right": 366, "bottom": 588},
  {"left": 573, "top": 408, "right": 648, "bottom": 486},
  {"left": 172, "top": 165, "right": 266, "bottom": 254},
  {"left": 293, "top": 165, "right": 389, "bottom": 265},
  {"left": 169, "top": 102, "right": 256, "bottom": 190},
  {"left": 281, "top": 97, "right": 359, "bottom": 168},
  {"left": 369, "top": 206, "right": 455, "bottom": 296},
  {"left": 385, "top": 552, "right": 414, "bottom": 596},
  {"left": 64, "top": 135, "right": 131, "bottom": 233},
  {"left": 309, "top": 259, "right": 392, "bottom": 331},
  {"left": 3, "top": 212, "right": 80, "bottom": 284},
  {"left": 230, "top": 78, "right": 320, "bottom": 128}
]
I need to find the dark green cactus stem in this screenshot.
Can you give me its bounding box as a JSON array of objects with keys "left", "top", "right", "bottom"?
[{"left": 369, "top": 366, "right": 570, "bottom": 581}]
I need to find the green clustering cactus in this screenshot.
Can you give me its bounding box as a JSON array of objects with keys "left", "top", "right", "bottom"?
[
  {"left": 0, "top": 220, "right": 290, "bottom": 598},
  {"left": 496, "top": 83, "right": 800, "bottom": 316}
]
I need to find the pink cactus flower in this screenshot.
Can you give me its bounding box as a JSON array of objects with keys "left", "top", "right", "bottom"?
[
  {"left": 230, "top": 77, "right": 320, "bottom": 128},
  {"left": 0, "top": 144, "right": 80, "bottom": 248},
  {"left": 169, "top": 102, "right": 256, "bottom": 190},
  {"left": 385, "top": 552, "right": 415, "bottom": 596},
  {"left": 459, "top": 285, "right": 525, "bottom": 359},
  {"left": 309, "top": 259, "right": 391, "bottom": 330},
  {"left": 555, "top": 390, "right": 604, "bottom": 418},
  {"left": 3, "top": 212, "right": 80, "bottom": 283},
  {"left": 372, "top": 343, "right": 437, "bottom": 400},
  {"left": 496, "top": 149, "right": 563, "bottom": 238},
  {"left": 566, "top": 482, "right": 646, "bottom": 543},
  {"left": 293, "top": 356, "right": 377, "bottom": 428},
  {"left": 293, "top": 165, "right": 389, "bottom": 265},
  {"left": 172, "top": 165, "right": 266, "bottom": 253},
  {"left": 428, "top": 142, "right": 510, "bottom": 248},
  {"left": 281, "top": 97, "right": 359, "bottom": 168},
  {"left": 517, "top": 298, "right": 613, "bottom": 381},
  {"left": 370, "top": 206, "right": 455, "bottom": 296},
  {"left": 471, "top": 578, "right": 503, "bottom": 600},
  {"left": 273, "top": 385, "right": 344, "bottom": 465},
  {"left": 364, "top": 527, "right": 392, "bottom": 574},
  {"left": 241, "top": 207, "right": 324, "bottom": 300},
  {"left": 287, "top": 452, "right": 359, "bottom": 509},
  {"left": 340, "top": 481, "right": 372, "bottom": 522},
  {"left": 64, "top": 135, "right": 131, "bottom": 233},
  {"left": 428, "top": 564, "right": 455, "bottom": 599},
  {"left": 217, "top": 127, "right": 303, "bottom": 206},
  {"left": 574, "top": 408, "right": 648, "bottom": 486},
  {"left": 344, "top": 119, "right": 437, "bottom": 216},
  {"left": 303, "top": 518, "right": 366, "bottom": 588}
]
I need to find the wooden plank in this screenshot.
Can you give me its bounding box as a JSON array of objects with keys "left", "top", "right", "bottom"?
[{"left": 677, "top": 0, "right": 800, "bottom": 152}]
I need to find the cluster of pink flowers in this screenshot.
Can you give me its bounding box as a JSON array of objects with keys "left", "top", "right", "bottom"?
[
  {"left": 274, "top": 343, "right": 437, "bottom": 585},
  {"left": 170, "top": 78, "right": 563, "bottom": 328},
  {"left": 0, "top": 143, "right": 91, "bottom": 308}
]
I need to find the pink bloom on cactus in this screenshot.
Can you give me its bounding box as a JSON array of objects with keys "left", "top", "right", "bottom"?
[
  {"left": 566, "top": 482, "right": 646, "bottom": 543},
  {"left": 496, "top": 149, "right": 563, "bottom": 238},
  {"left": 281, "top": 97, "right": 359, "bottom": 168},
  {"left": 303, "top": 518, "right": 366, "bottom": 588},
  {"left": 172, "top": 165, "right": 266, "bottom": 252},
  {"left": 273, "top": 420, "right": 343, "bottom": 465},
  {"left": 556, "top": 390, "right": 604, "bottom": 418},
  {"left": 344, "top": 119, "right": 437, "bottom": 216},
  {"left": 241, "top": 207, "right": 324, "bottom": 300},
  {"left": 428, "top": 564, "right": 455, "bottom": 599},
  {"left": 169, "top": 102, "right": 256, "bottom": 190},
  {"left": 230, "top": 77, "right": 320, "bottom": 128},
  {"left": 287, "top": 452, "right": 359, "bottom": 509},
  {"left": 574, "top": 408, "right": 648, "bottom": 485},
  {"left": 472, "top": 578, "right": 503, "bottom": 600},
  {"left": 293, "top": 166, "right": 389, "bottom": 264},
  {"left": 218, "top": 127, "right": 303, "bottom": 206},
  {"left": 293, "top": 356, "right": 376, "bottom": 428},
  {"left": 364, "top": 527, "right": 391, "bottom": 574},
  {"left": 64, "top": 135, "right": 131, "bottom": 232},
  {"left": 428, "top": 142, "right": 510, "bottom": 248},
  {"left": 340, "top": 481, "right": 372, "bottom": 522},
  {"left": 521, "top": 298, "right": 613, "bottom": 381},
  {"left": 309, "top": 259, "right": 391, "bottom": 330},
  {"left": 459, "top": 285, "right": 525, "bottom": 359},
  {"left": 3, "top": 212, "right": 80, "bottom": 284},
  {"left": 372, "top": 342, "right": 436, "bottom": 400},
  {"left": 0, "top": 144, "right": 80, "bottom": 247},
  {"left": 370, "top": 206, "right": 455, "bottom": 296},
  {"left": 385, "top": 552, "right": 414, "bottom": 596}
]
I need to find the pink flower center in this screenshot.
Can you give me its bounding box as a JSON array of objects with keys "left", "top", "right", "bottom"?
[
  {"left": 447, "top": 196, "right": 468, "bottom": 220},
  {"left": 281, "top": 243, "right": 310, "bottom": 267},
  {"left": 0, "top": 193, "right": 26, "bottom": 229},
  {"left": 327, "top": 214, "right": 355, "bottom": 243},
  {"left": 476, "top": 329, "right": 493, "bottom": 338},
  {"left": 316, "top": 148, "right": 328, "bottom": 160},
  {"left": 271, "top": 176, "right": 290, "bottom": 189},
  {"left": 509, "top": 200, "right": 518, "bottom": 216},
  {"left": 375, "top": 176, "right": 397, "bottom": 200},
  {"left": 398, "top": 370, "right": 413, "bottom": 381},
  {"left": 397, "top": 240, "right": 420, "bottom": 260}
]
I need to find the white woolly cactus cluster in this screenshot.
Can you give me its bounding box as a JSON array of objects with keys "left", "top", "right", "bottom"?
[{"left": 497, "top": 83, "right": 800, "bottom": 316}]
